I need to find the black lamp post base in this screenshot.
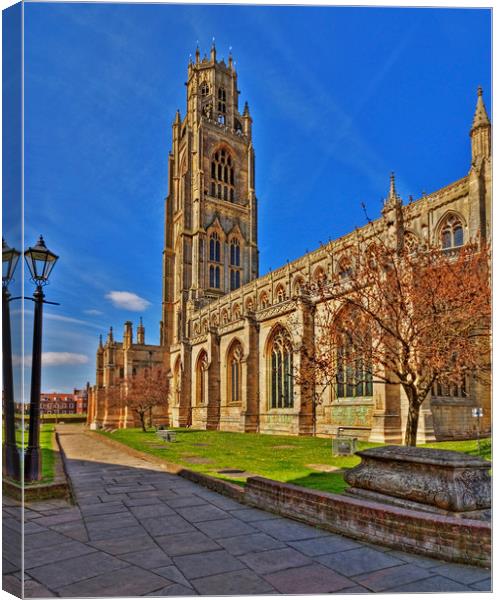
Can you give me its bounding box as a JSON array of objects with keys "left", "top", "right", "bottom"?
[
  {"left": 2, "top": 443, "right": 21, "bottom": 481},
  {"left": 24, "top": 447, "right": 42, "bottom": 482}
]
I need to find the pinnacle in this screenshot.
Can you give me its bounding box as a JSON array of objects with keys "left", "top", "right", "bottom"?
[
  {"left": 389, "top": 171, "right": 396, "bottom": 199},
  {"left": 472, "top": 86, "right": 490, "bottom": 130}
]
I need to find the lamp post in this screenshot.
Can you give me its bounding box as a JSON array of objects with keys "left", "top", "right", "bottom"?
[
  {"left": 2, "top": 238, "right": 21, "bottom": 480},
  {"left": 24, "top": 236, "right": 59, "bottom": 482}
]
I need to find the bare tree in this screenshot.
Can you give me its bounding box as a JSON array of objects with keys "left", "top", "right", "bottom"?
[
  {"left": 296, "top": 231, "right": 490, "bottom": 446},
  {"left": 125, "top": 366, "right": 170, "bottom": 432}
]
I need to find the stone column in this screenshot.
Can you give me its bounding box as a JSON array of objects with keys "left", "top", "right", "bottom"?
[
  {"left": 206, "top": 330, "right": 221, "bottom": 430},
  {"left": 178, "top": 342, "right": 192, "bottom": 427},
  {"left": 242, "top": 313, "right": 260, "bottom": 433},
  {"left": 296, "top": 296, "right": 315, "bottom": 436},
  {"left": 368, "top": 369, "right": 403, "bottom": 444}
]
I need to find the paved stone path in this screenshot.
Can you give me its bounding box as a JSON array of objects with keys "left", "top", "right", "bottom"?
[{"left": 3, "top": 424, "right": 491, "bottom": 596}]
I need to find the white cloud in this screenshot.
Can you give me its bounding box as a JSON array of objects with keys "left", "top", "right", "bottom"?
[
  {"left": 84, "top": 309, "right": 103, "bottom": 316},
  {"left": 44, "top": 313, "right": 103, "bottom": 330},
  {"left": 105, "top": 291, "right": 151, "bottom": 311},
  {"left": 12, "top": 353, "right": 89, "bottom": 367}
]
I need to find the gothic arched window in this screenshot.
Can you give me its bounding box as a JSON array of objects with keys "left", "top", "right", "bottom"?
[
  {"left": 275, "top": 284, "right": 286, "bottom": 303},
  {"left": 268, "top": 327, "right": 294, "bottom": 409},
  {"left": 338, "top": 257, "right": 353, "bottom": 280},
  {"left": 209, "top": 265, "right": 221, "bottom": 289},
  {"left": 196, "top": 351, "right": 208, "bottom": 406},
  {"left": 233, "top": 303, "right": 241, "bottom": 320},
  {"left": 208, "top": 231, "right": 222, "bottom": 289},
  {"left": 211, "top": 149, "right": 235, "bottom": 202},
  {"left": 440, "top": 214, "right": 464, "bottom": 250},
  {"left": 227, "top": 341, "right": 243, "bottom": 403},
  {"left": 260, "top": 291, "right": 269, "bottom": 309},
  {"left": 229, "top": 238, "right": 241, "bottom": 291},
  {"left": 293, "top": 276, "right": 305, "bottom": 296},
  {"left": 335, "top": 318, "right": 373, "bottom": 399},
  {"left": 200, "top": 81, "right": 209, "bottom": 96},
  {"left": 209, "top": 232, "right": 221, "bottom": 262}
]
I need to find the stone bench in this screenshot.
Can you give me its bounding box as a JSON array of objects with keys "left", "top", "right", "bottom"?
[
  {"left": 344, "top": 445, "right": 491, "bottom": 519},
  {"left": 156, "top": 429, "right": 177, "bottom": 443}
]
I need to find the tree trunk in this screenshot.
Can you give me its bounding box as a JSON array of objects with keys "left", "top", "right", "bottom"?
[
  {"left": 404, "top": 401, "right": 420, "bottom": 446},
  {"left": 139, "top": 412, "right": 147, "bottom": 433}
]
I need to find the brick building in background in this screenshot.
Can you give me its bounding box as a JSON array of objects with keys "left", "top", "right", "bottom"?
[{"left": 15, "top": 385, "right": 89, "bottom": 415}]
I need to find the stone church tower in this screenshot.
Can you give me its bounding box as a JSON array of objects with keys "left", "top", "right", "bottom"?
[{"left": 161, "top": 43, "right": 259, "bottom": 354}]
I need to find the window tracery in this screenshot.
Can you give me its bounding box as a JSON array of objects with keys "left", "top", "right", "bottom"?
[
  {"left": 335, "top": 317, "right": 373, "bottom": 399},
  {"left": 196, "top": 351, "right": 208, "bottom": 406},
  {"left": 229, "top": 238, "right": 241, "bottom": 290},
  {"left": 268, "top": 327, "right": 294, "bottom": 409},
  {"left": 209, "top": 231, "right": 222, "bottom": 289},
  {"left": 440, "top": 214, "right": 464, "bottom": 249},
  {"left": 227, "top": 341, "right": 243, "bottom": 403},
  {"left": 210, "top": 149, "right": 235, "bottom": 202}
]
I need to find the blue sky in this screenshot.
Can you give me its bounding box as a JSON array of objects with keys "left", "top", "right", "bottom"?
[{"left": 9, "top": 2, "right": 492, "bottom": 394}]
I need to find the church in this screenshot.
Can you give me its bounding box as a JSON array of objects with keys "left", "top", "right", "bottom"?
[{"left": 87, "top": 45, "right": 491, "bottom": 443}]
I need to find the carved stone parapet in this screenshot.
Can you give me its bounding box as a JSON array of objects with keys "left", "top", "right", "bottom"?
[{"left": 345, "top": 445, "right": 490, "bottom": 518}]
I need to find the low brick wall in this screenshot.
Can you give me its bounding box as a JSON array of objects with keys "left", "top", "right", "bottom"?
[
  {"left": 179, "top": 469, "right": 244, "bottom": 502},
  {"left": 3, "top": 433, "right": 71, "bottom": 502},
  {"left": 245, "top": 476, "right": 490, "bottom": 568}
]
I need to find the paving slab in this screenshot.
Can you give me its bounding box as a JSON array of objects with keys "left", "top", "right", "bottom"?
[
  {"left": 128, "top": 502, "right": 176, "bottom": 519},
  {"left": 56, "top": 565, "right": 172, "bottom": 597},
  {"left": 192, "top": 568, "right": 276, "bottom": 595},
  {"left": 90, "top": 533, "right": 157, "bottom": 555},
  {"left": 430, "top": 562, "right": 493, "bottom": 585},
  {"left": 119, "top": 546, "right": 173, "bottom": 569},
  {"left": 147, "top": 583, "right": 199, "bottom": 596},
  {"left": 152, "top": 566, "right": 194, "bottom": 588},
  {"left": 140, "top": 514, "right": 196, "bottom": 536},
  {"left": 175, "top": 503, "right": 231, "bottom": 522},
  {"left": 24, "top": 530, "right": 71, "bottom": 550},
  {"left": 353, "top": 563, "right": 432, "bottom": 592},
  {"left": 156, "top": 531, "right": 221, "bottom": 556},
  {"left": 387, "top": 575, "right": 473, "bottom": 592},
  {"left": 251, "top": 517, "right": 329, "bottom": 541},
  {"left": 27, "top": 551, "right": 127, "bottom": 589},
  {"left": 218, "top": 532, "right": 287, "bottom": 556},
  {"left": 470, "top": 577, "right": 492, "bottom": 591},
  {"left": 173, "top": 549, "right": 246, "bottom": 579},
  {"left": 87, "top": 524, "right": 146, "bottom": 542},
  {"left": 316, "top": 546, "right": 405, "bottom": 577},
  {"left": 24, "top": 579, "right": 57, "bottom": 598},
  {"left": 195, "top": 517, "right": 258, "bottom": 539},
  {"left": 165, "top": 495, "right": 209, "bottom": 509},
  {"left": 24, "top": 540, "right": 95, "bottom": 569},
  {"left": 263, "top": 564, "right": 352, "bottom": 593},
  {"left": 239, "top": 547, "right": 313, "bottom": 575},
  {"left": 288, "top": 534, "right": 361, "bottom": 556}
]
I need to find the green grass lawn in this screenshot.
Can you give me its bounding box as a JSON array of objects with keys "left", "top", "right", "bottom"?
[
  {"left": 99, "top": 428, "right": 491, "bottom": 494},
  {"left": 14, "top": 423, "right": 56, "bottom": 484}
]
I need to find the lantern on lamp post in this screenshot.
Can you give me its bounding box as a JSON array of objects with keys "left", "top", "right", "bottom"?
[
  {"left": 24, "top": 236, "right": 59, "bottom": 482},
  {"left": 2, "top": 238, "right": 21, "bottom": 479}
]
